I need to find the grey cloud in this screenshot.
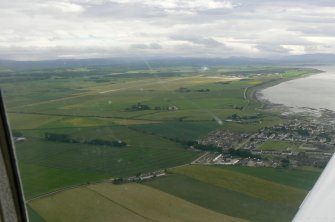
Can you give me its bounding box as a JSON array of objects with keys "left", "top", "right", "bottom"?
[
  {"left": 86, "top": 4, "right": 163, "bottom": 18},
  {"left": 290, "top": 26, "right": 335, "bottom": 37},
  {"left": 256, "top": 44, "right": 291, "bottom": 54},
  {"left": 235, "top": 0, "right": 335, "bottom": 7},
  {"left": 172, "top": 43, "right": 231, "bottom": 57},
  {"left": 130, "top": 43, "right": 163, "bottom": 49},
  {"left": 1, "top": 0, "right": 335, "bottom": 60},
  {"left": 170, "top": 35, "right": 226, "bottom": 48},
  {"left": 0, "top": 46, "right": 130, "bottom": 60}
]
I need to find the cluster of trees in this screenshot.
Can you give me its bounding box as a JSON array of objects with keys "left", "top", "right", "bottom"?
[
  {"left": 45, "top": 133, "right": 72, "bottom": 143},
  {"left": 195, "top": 89, "right": 210, "bottom": 92},
  {"left": 177, "top": 139, "right": 261, "bottom": 159},
  {"left": 217, "top": 81, "right": 232, "bottom": 85},
  {"left": 297, "top": 128, "right": 310, "bottom": 136},
  {"left": 281, "top": 158, "right": 290, "bottom": 168},
  {"left": 228, "top": 114, "right": 260, "bottom": 123},
  {"left": 233, "top": 105, "right": 244, "bottom": 110},
  {"left": 85, "top": 139, "right": 126, "bottom": 147},
  {"left": 176, "top": 87, "right": 210, "bottom": 93},
  {"left": 317, "top": 133, "right": 331, "bottom": 142},
  {"left": 226, "top": 148, "right": 261, "bottom": 159},
  {"left": 176, "top": 87, "right": 191, "bottom": 93},
  {"left": 113, "top": 177, "right": 124, "bottom": 184},
  {"left": 231, "top": 114, "right": 240, "bottom": 120},
  {"left": 125, "top": 103, "right": 181, "bottom": 111},
  {"left": 125, "top": 103, "right": 150, "bottom": 111},
  {"left": 185, "top": 140, "right": 222, "bottom": 152},
  {"left": 172, "top": 139, "right": 221, "bottom": 152},
  {"left": 230, "top": 114, "right": 259, "bottom": 120},
  {"left": 44, "top": 133, "right": 127, "bottom": 147}
]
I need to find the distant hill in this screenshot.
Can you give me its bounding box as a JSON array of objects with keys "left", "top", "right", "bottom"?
[
  {"left": 0, "top": 58, "right": 142, "bottom": 71},
  {"left": 0, "top": 54, "right": 334, "bottom": 71},
  {"left": 0, "top": 57, "right": 274, "bottom": 71},
  {"left": 282, "top": 53, "right": 335, "bottom": 64}
]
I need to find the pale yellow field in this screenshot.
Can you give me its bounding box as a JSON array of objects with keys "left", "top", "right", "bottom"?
[
  {"left": 29, "top": 183, "right": 247, "bottom": 222},
  {"left": 61, "top": 117, "right": 112, "bottom": 127},
  {"left": 108, "top": 118, "right": 161, "bottom": 125},
  {"left": 8, "top": 113, "right": 63, "bottom": 129}
]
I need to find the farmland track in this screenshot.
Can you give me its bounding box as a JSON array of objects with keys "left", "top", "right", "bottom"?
[
  {"left": 26, "top": 181, "right": 104, "bottom": 203},
  {"left": 85, "top": 186, "right": 160, "bottom": 222}
]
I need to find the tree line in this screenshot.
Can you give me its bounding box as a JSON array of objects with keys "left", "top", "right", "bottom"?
[{"left": 44, "top": 133, "right": 127, "bottom": 147}]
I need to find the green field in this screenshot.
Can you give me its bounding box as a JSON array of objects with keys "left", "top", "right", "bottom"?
[
  {"left": 146, "top": 165, "right": 320, "bottom": 222},
  {"left": 257, "top": 140, "right": 300, "bottom": 151},
  {"left": 146, "top": 174, "right": 294, "bottom": 222},
  {"left": 29, "top": 183, "right": 246, "bottom": 222},
  {"left": 221, "top": 166, "right": 321, "bottom": 190},
  {"left": 16, "top": 137, "right": 199, "bottom": 199},
  {"left": 132, "top": 121, "right": 222, "bottom": 140},
  {"left": 18, "top": 163, "right": 106, "bottom": 199},
  {"left": 169, "top": 165, "right": 306, "bottom": 207}
]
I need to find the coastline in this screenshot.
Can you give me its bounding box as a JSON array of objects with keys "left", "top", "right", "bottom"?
[{"left": 246, "top": 68, "right": 324, "bottom": 112}]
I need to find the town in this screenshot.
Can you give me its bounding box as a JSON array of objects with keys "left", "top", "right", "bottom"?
[{"left": 196, "top": 119, "right": 335, "bottom": 168}]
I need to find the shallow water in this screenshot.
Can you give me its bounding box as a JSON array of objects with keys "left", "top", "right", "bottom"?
[{"left": 259, "top": 66, "right": 335, "bottom": 112}]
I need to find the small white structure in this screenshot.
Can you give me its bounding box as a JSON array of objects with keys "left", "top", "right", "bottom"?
[{"left": 14, "top": 137, "right": 26, "bottom": 143}]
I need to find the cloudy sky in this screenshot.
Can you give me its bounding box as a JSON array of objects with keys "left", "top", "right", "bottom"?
[{"left": 1, "top": 0, "right": 335, "bottom": 60}]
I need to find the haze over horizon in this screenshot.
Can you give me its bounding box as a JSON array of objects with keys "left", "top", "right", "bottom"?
[{"left": 1, "top": 0, "right": 335, "bottom": 60}]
